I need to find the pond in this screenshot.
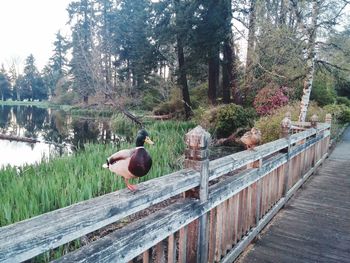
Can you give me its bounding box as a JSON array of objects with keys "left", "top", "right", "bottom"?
[{"left": 0, "top": 105, "right": 118, "bottom": 168}]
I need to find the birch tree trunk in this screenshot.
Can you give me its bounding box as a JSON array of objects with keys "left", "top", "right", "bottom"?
[
  {"left": 244, "top": 0, "right": 257, "bottom": 103},
  {"left": 296, "top": 0, "right": 321, "bottom": 122}
]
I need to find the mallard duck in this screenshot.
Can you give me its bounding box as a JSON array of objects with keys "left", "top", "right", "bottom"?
[
  {"left": 240, "top": 127, "right": 261, "bottom": 150},
  {"left": 102, "top": 129, "right": 154, "bottom": 191}
]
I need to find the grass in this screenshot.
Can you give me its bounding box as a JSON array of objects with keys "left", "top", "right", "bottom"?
[
  {"left": 0, "top": 99, "right": 69, "bottom": 109},
  {"left": 0, "top": 120, "right": 195, "bottom": 228}
]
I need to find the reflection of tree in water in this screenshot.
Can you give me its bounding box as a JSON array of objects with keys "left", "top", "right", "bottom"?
[
  {"left": 72, "top": 119, "right": 100, "bottom": 149},
  {"left": 0, "top": 105, "right": 11, "bottom": 131},
  {"left": 23, "top": 106, "right": 48, "bottom": 139},
  {"left": 42, "top": 110, "right": 69, "bottom": 144},
  {"left": 1, "top": 105, "right": 118, "bottom": 153}
]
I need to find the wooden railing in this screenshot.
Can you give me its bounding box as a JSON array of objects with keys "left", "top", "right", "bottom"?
[{"left": 0, "top": 115, "right": 332, "bottom": 263}]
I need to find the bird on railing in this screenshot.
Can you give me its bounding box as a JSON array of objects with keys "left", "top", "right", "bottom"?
[
  {"left": 240, "top": 127, "right": 262, "bottom": 151},
  {"left": 102, "top": 129, "right": 154, "bottom": 191}
]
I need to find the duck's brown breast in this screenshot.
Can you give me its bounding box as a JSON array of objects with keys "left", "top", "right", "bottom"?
[{"left": 128, "top": 148, "right": 152, "bottom": 177}]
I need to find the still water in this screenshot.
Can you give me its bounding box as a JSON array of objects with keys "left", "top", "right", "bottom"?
[{"left": 0, "top": 105, "right": 117, "bottom": 168}]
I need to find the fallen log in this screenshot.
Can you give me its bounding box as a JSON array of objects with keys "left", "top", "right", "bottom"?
[{"left": 0, "top": 134, "right": 39, "bottom": 143}]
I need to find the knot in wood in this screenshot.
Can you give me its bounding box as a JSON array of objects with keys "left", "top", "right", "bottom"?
[{"left": 185, "top": 125, "right": 211, "bottom": 149}]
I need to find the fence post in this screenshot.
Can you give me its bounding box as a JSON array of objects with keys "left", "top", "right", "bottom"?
[
  {"left": 325, "top": 113, "right": 332, "bottom": 150},
  {"left": 281, "top": 113, "right": 291, "bottom": 196},
  {"left": 280, "top": 112, "right": 292, "bottom": 138},
  {"left": 185, "top": 125, "right": 210, "bottom": 263},
  {"left": 325, "top": 113, "right": 332, "bottom": 125},
  {"left": 310, "top": 114, "right": 319, "bottom": 128}
]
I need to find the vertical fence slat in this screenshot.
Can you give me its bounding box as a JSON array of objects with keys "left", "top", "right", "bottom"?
[
  {"left": 179, "top": 225, "right": 188, "bottom": 263},
  {"left": 143, "top": 248, "right": 152, "bottom": 263},
  {"left": 168, "top": 234, "right": 176, "bottom": 263},
  {"left": 215, "top": 203, "right": 223, "bottom": 262},
  {"left": 208, "top": 208, "right": 217, "bottom": 263}
]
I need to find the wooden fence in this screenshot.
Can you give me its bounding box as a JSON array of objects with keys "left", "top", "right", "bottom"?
[{"left": 0, "top": 115, "right": 332, "bottom": 263}]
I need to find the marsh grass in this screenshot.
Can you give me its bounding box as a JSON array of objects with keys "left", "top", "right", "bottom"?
[{"left": 0, "top": 120, "right": 195, "bottom": 228}]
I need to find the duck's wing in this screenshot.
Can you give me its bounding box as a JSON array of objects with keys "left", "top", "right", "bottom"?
[{"left": 108, "top": 148, "right": 136, "bottom": 165}]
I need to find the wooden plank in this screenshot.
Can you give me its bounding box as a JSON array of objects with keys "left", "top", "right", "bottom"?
[
  {"left": 227, "top": 196, "right": 235, "bottom": 250},
  {"left": 179, "top": 225, "right": 188, "bottom": 263},
  {"left": 208, "top": 208, "right": 217, "bottom": 263},
  {"left": 214, "top": 203, "right": 223, "bottom": 262},
  {"left": 221, "top": 200, "right": 229, "bottom": 256},
  {"left": 167, "top": 234, "right": 176, "bottom": 263},
  {"left": 143, "top": 249, "right": 152, "bottom": 263},
  {"left": 155, "top": 241, "right": 165, "bottom": 263}
]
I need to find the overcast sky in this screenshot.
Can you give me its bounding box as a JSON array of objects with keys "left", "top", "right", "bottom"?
[{"left": 0, "top": 0, "right": 72, "bottom": 72}]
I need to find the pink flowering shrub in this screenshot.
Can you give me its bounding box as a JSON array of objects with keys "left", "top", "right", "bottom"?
[{"left": 253, "top": 84, "right": 289, "bottom": 115}]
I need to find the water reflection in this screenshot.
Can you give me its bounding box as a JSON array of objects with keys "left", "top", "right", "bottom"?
[{"left": 0, "top": 105, "right": 117, "bottom": 167}]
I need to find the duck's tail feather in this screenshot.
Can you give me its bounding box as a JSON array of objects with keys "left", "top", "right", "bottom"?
[{"left": 102, "top": 159, "right": 109, "bottom": 169}]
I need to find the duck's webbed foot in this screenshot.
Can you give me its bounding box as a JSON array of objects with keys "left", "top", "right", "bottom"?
[{"left": 124, "top": 178, "right": 137, "bottom": 191}]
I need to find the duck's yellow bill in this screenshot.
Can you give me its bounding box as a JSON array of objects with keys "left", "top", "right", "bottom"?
[{"left": 145, "top": 136, "right": 154, "bottom": 145}]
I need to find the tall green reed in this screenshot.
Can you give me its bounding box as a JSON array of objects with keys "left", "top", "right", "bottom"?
[{"left": 0, "top": 120, "right": 195, "bottom": 227}]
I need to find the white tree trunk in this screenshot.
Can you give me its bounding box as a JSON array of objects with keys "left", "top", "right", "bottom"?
[
  {"left": 297, "top": 1, "right": 321, "bottom": 122},
  {"left": 299, "top": 49, "right": 316, "bottom": 122}
]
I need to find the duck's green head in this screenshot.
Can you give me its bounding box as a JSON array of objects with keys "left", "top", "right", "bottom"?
[{"left": 136, "top": 129, "right": 154, "bottom": 147}]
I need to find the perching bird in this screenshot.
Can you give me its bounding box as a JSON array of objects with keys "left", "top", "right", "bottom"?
[
  {"left": 240, "top": 127, "right": 261, "bottom": 150},
  {"left": 102, "top": 129, "right": 154, "bottom": 191}
]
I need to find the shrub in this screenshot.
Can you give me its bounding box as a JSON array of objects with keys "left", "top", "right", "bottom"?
[
  {"left": 253, "top": 84, "right": 289, "bottom": 115},
  {"left": 190, "top": 83, "right": 209, "bottom": 109},
  {"left": 323, "top": 104, "right": 350, "bottom": 124},
  {"left": 153, "top": 89, "right": 185, "bottom": 118},
  {"left": 336, "top": 96, "right": 350, "bottom": 107},
  {"left": 196, "top": 104, "right": 256, "bottom": 138},
  {"left": 310, "top": 72, "right": 336, "bottom": 106},
  {"left": 255, "top": 102, "right": 327, "bottom": 143}
]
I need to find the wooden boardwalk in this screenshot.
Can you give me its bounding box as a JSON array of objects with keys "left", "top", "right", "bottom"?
[{"left": 239, "top": 127, "right": 350, "bottom": 263}]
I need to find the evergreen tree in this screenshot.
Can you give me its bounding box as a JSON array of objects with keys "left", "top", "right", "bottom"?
[
  {"left": 0, "top": 65, "right": 12, "bottom": 101},
  {"left": 68, "top": 0, "right": 96, "bottom": 103},
  {"left": 110, "top": 0, "right": 158, "bottom": 91},
  {"left": 22, "top": 54, "right": 47, "bottom": 100}
]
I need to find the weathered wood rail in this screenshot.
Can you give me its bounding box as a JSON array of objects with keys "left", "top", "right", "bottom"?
[{"left": 0, "top": 115, "right": 332, "bottom": 263}]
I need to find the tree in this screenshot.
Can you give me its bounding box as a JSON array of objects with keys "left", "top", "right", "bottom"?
[
  {"left": 174, "top": 0, "right": 192, "bottom": 118},
  {"left": 222, "top": 0, "right": 240, "bottom": 104},
  {"left": 244, "top": 0, "right": 257, "bottom": 103},
  {"left": 0, "top": 65, "right": 12, "bottom": 101},
  {"left": 110, "top": 0, "right": 158, "bottom": 91},
  {"left": 22, "top": 54, "right": 47, "bottom": 100},
  {"left": 291, "top": 0, "right": 349, "bottom": 121},
  {"left": 68, "top": 0, "right": 96, "bottom": 104}
]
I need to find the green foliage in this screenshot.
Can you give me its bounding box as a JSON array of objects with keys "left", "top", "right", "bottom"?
[
  {"left": 323, "top": 104, "right": 350, "bottom": 124},
  {"left": 52, "top": 91, "right": 78, "bottom": 105},
  {"left": 190, "top": 83, "right": 209, "bottom": 108},
  {"left": 336, "top": 96, "right": 350, "bottom": 107},
  {"left": 196, "top": 104, "right": 256, "bottom": 138},
  {"left": 153, "top": 89, "right": 185, "bottom": 118},
  {"left": 255, "top": 102, "right": 327, "bottom": 143},
  {"left": 310, "top": 71, "right": 336, "bottom": 106}
]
